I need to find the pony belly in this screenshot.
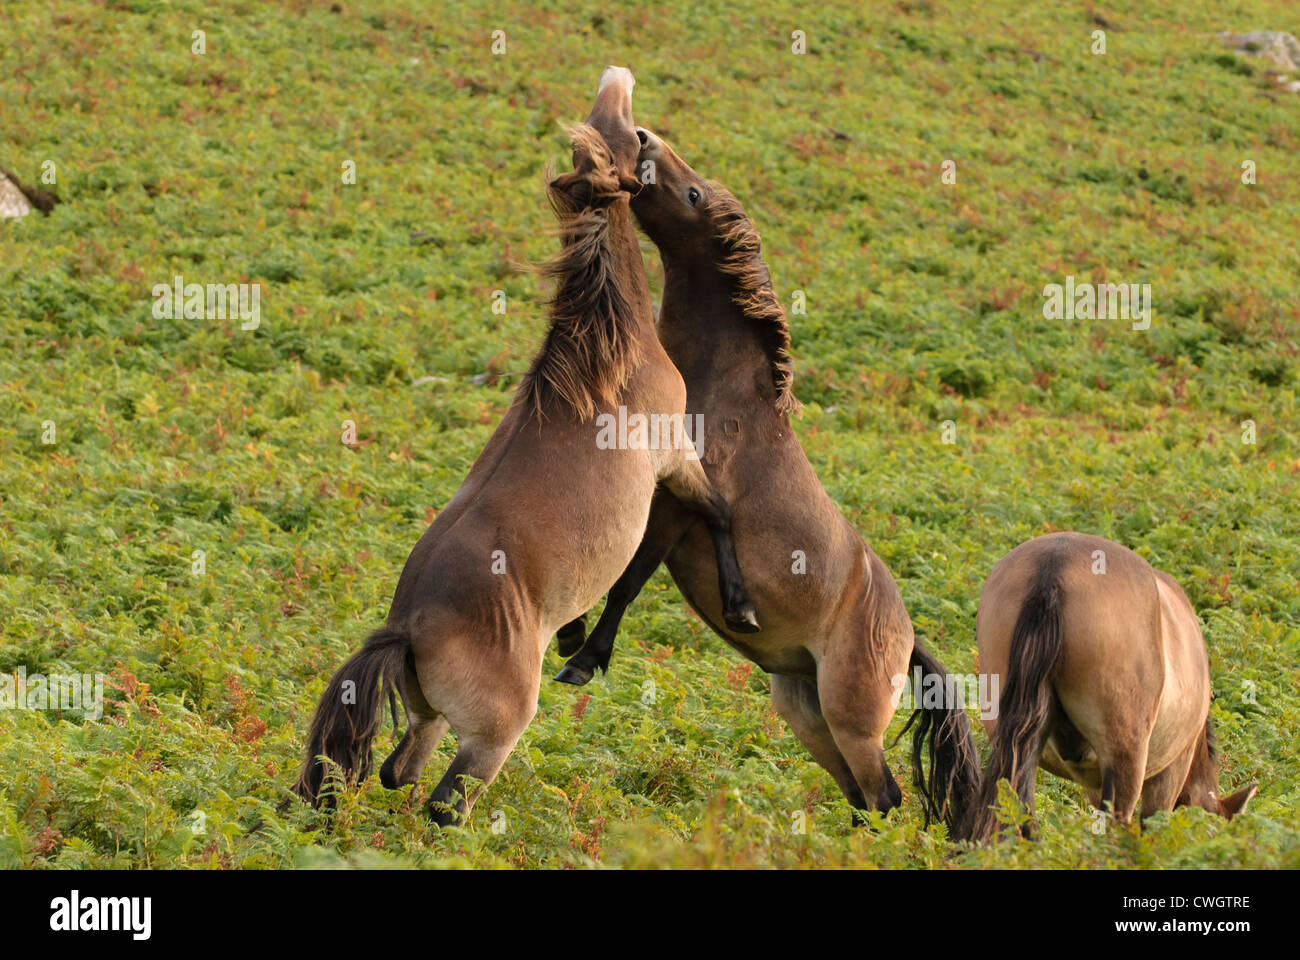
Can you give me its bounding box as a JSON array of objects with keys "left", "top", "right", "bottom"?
[
  {"left": 666, "top": 541, "right": 818, "bottom": 674},
  {"left": 1145, "top": 707, "right": 1202, "bottom": 779},
  {"left": 720, "top": 633, "right": 817, "bottom": 676},
  {"left": 1146, "top": 617, "right": 1209, "bottom": 778},
  {"left": 665, "top": 562, "right": 808, "bottom": 672}
]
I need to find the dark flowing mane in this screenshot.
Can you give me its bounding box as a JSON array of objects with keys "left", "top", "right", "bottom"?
[
  {"left": 700, "top": 186, "right": 800, "bottom": 416},
  {"left": 519, "top": 124, "right": 643, "bottom": 422}
]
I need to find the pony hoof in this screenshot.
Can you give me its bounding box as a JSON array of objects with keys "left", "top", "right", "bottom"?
[
  {"left": 725, "top": 606, "right": 761, "bottom": 634},
  {"left": 429, "top": 811, "right": 461, "bottom": 829},
  {"left": 554, "top": 662, "right": 594, "bottom": 686}
]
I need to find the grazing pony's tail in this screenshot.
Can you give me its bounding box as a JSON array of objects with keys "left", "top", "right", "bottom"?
[
  {"left": 293, "top": 627, "right": 409, "bottom": 806},
  {"left": 903, "top": 642, "right": 981, "bottom": 839},
  {"left": 968, "top": 551, "right": 1065, "bottom": 842}
]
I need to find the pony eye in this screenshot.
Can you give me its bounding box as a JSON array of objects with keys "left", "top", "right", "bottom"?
[{"left": 687, "top": 186, "right": 701, "bottom": 206}]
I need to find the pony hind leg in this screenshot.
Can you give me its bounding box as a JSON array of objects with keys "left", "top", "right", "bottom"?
[
  {"left": 428, "top": 729, "right": 530, "bottom": 828},
  {"left": 825, "top": 724, "right": 902, "bottom": 818},
  {"left": 771, "top": 674, "right": 872, "bottom": 823},
  {"left": 380, "top": 656, "right": 449, "bottom": 789},
  {"left": 1072, "top": 684, "right": 1158, "bottom": 826},
  {"left": 423, "top": 648, "right": 540, "bottom": 828},
  {"left": 816, "top": 665, "right": 904, "bottom": 817},
  {"left": 1096, "top": 740, "right": 1150, "bottom": 825}
]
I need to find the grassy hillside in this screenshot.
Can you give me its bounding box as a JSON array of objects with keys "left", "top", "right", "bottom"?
[{"left": 1, "top": 0, "right": 1296, "bottom": 868}]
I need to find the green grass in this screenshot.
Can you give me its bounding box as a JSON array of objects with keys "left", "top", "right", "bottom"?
[{"left": 1, "top": 0, "right": 1297, "bottom": 868}]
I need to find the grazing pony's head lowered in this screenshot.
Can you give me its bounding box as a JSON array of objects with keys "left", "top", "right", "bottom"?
[
  {"left": 631, "top": 127, "right": 799, "bottom": 416},
  {"left": 1178, "top": 714, "right": 1259, "bottom": 820},
  {"left": 520, "top": 122, "right": 646, "bottom": 423}
]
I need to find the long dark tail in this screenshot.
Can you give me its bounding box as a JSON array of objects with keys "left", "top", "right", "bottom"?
[
  {"left": 968, "top": 551, "right": 1065, "bottom": 842},
  {"left": 903, "top": 642, "right": 981, "bottom": 839},
  {"left": 293, "top": 626, "right": 409, "bottom": 806}
]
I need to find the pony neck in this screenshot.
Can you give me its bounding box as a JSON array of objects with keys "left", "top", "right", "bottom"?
[
  {"left": 657, "top": 254, "right": 780, "bottom": 405},
  {"left": 1177, "top": 724, "right": 1220, "bottom": 814},
  {"left": 606, "top": 199, "right": 658, "bottom": 340}
]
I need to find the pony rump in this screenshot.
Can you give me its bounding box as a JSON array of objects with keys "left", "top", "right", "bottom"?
[
  {"left": 293, "top": 627, "right": 409, "bottom": 806},
  {"left": 968, "top": 548, "right": 1066, "bottom": 842},
  {"left": 701, "top": 186, "right": 800, "bottom": 416},
  {"left": 520, "top": 124, "right": 644, "bottom": 422}
]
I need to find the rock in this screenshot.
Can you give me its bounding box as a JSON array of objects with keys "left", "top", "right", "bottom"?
[
  {"left": 0, "top": 167, "right": 59, "bottom": 215},
  {"left": 1220, "top": 30, "right": 1300, "bottom": 73},
  {"left": 0, "top": 172, "right": 33, "bottom": 219}
]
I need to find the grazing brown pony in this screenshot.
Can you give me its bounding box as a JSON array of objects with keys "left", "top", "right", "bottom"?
[
  {"left": 965, "top": 532, "right": 1258, "bottom": 841},
  {"left": 293, "top": 68, "right": 759, "bottom": 825},
  {"left": 553, "top": 120, "right": 980, "bottom": 828}
]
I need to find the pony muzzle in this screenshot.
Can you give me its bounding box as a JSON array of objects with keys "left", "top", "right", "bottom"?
[{"left": 587, "top": 66, "right": 640, "bottom": 170}]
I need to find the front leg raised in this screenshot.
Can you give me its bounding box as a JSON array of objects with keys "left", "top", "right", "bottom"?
[
  {"left": 555, "top": 490, "right": 693, "bottom": 686},
  {"left": 660, "top": 456, "right": 759, "bottom": 634},
  {"left": 555, "top": 616, "right": 587, "bottom": 658},
  {"left": 555, "top": 526, "right": 677, "bottom": 685}
]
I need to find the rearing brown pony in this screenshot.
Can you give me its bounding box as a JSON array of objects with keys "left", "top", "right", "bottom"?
[
  {"left": 293, "top": 68, "right": 759, "bottom": 825},
  {"left": 553, "top": 118, "right": 981, "bottom": 828},
  {"left": 964, "top": 532, "right": 1257, "bottom": 841}
]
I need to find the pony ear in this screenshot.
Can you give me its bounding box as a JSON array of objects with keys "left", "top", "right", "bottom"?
[{"left": 1218, "top": 781, "right": 1258, "bottom": 819}]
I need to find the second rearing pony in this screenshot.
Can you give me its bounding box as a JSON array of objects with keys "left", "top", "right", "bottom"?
[
  {"left": 293, "top": 68, "right": 759, "bottom": 826},
  {"left": 553, "top": 119, "right": 980, "bottom": 829}
]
